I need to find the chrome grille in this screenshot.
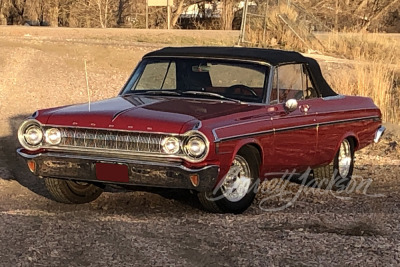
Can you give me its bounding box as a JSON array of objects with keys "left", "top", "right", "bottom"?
[{"left": 56, "top": 128, "right": 171, "bottom": 154}]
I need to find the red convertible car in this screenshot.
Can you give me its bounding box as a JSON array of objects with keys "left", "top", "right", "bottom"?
[{"left": 17, "top": 47, "right": 385, "bottom": 213}]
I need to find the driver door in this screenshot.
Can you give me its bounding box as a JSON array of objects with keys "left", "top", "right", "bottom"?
[{"left": 267, "top": 63, "right": 318, "bottom": 173}]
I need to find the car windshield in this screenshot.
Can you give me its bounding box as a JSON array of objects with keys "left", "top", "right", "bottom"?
[{"left": 121, "top": 58, "right": 269, "bottom": 103}]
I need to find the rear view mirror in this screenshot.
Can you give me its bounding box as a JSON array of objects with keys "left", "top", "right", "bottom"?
[
  {"left": 284, "top": 99, "right": 298, "bottom": 113},
  {"left": 192, "top": 65, "right": 210, "bottom": 73}
]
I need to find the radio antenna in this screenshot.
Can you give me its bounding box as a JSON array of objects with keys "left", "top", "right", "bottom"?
[{"left": 84, "top": 59, "right": 91, "bottom": 112}]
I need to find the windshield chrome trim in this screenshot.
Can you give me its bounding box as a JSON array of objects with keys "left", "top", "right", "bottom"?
[{"left": 142, "top": 55, "right": 273, "bottom": 67}]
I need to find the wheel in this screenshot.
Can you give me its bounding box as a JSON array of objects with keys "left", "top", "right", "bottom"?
[
  {"left": 45, "top": 178, "right": 103, "bottom": 204},
  {"left": 225, "top": 84, "right": 258, "bottom": 97},
  {"left": 313, "top": 138, "right": 354, "bottom": 191},
  {"left": 198, "top": 148, "right": 260, "bottom": 214}
]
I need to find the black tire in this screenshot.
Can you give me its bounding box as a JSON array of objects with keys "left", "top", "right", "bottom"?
[
  {"left": 44, "top": 178, "right": 103, "bottom": 204},
  {"left": 313, "top": 138, "right": 355, "bottom": 191},
  {"left": 198, "top": 147, "right": 260, "bottom": 214}
]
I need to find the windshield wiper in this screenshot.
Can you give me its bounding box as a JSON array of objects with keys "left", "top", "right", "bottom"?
[
  {"left": 124, "top": 90, "right": 182, "bottom": 96},
  {"left": 182, "top": 91, "right": 241, "bottom": 103}
]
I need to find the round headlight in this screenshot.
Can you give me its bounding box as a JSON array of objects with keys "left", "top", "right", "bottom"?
[
  {"left": 162, "top": 137, "right": 180, "bottom": 154},
  {"left": 24, "top": 125, "right": 43, "bottom": 146},
  {"left": 184, "top": 136, "right": 206, "bottom": 158},
  {"left": 45, "top": 128, "right": 61, "bottom": 145}
]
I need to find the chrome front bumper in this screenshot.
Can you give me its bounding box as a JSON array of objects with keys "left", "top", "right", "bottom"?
[
  {"left": 17, "top": 149, "right": 219, "bottom": 192},
  {"left": 374, "top": 126, "right": 386, "bottom": 143}
]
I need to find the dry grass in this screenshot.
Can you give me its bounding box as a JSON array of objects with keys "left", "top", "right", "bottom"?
[
  {"left": 245, "top": 4, "right": 311, "bottom": 51},
  {"left": 322, "top": 32, "right": 400, "bottom": 64},
  {"left": 320, "top": 34, "right": 399, "bottom": 124},
  {"left": 0, "top": 26, "right": 238, "bottom": 46},
  {"left": 243, "top": 5, "right": 400, "bottom": 124},
  {"left": 324, "top": 62, "right": 399, "bottom": 124},
  {"left": 319, "top": 33, "right": 400, "bottom": 123}
]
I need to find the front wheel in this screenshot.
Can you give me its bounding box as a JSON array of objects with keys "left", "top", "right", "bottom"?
[
  {"left": 313, "top": 138, "right": 355, "bottom": 191},
  {"left": 198, "top": 148, "right": 260, "bottom": 214},
  {"left": 45, "top": 178, "right": 103, "bottom": 204}
]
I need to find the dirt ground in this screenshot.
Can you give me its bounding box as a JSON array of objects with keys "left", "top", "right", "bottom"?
[{"left": 0, "top": 26, "right": 399, "bottom": 266}]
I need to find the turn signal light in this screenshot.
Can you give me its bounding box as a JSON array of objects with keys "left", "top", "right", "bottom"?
[
  {"left": 27, "top": 160, "right": 36, "bottom": 173},
  {"left": 190, "top": 174, "right": 199, "bottom": 187}
]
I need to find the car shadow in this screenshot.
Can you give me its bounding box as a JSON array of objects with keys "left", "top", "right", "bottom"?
[
  {"left": 0, "top": 115, "right": 203, "bottom": 210},
  {"left": 0, "top": 114, "right": 52, "bottom": 198}
]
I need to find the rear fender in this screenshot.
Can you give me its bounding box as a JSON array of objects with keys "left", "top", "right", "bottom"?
[{"left": 329, "top": 132, "right": 358, "bottom": 163}]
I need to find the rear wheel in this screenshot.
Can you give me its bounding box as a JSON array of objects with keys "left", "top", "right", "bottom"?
[
  {"left": 313, "top": 138, "right": 354, "bottom": 191},
  {"left": 45, "top": 178, "right": 103, "bottom": 204},
  {"left": 198, "top": 148, "right": 260, "bottom": 214}
]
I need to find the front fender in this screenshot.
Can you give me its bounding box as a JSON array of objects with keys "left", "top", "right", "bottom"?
[{"left": 215, "top": 138, "right": 264, "bottom": 184}]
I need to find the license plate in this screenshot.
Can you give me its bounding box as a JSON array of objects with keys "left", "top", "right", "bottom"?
[{"left": 96, "top": 163, "right": 129, "bottom": 183}]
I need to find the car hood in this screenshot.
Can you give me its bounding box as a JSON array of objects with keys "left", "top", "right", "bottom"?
[{"left": 39, "top": 95, "right": 260, "bottom": 134}]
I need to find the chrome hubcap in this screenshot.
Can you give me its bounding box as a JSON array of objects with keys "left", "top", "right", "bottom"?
[
  {"left": 338, "top": 139, "right": 352, "bottom": 178},
  {"left": 221, "top": 155, "right": 252, "bottom": 202}
]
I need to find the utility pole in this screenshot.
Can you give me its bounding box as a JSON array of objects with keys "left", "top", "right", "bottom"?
[
  {"left": 335, "top": 0, "right": 339, "bottom": 32},
  {"left": 167, "top": 3, "right": 171, "bottom": 29},
  {"left": 146, "top": 0, "right": 149, "bottom": 29},
  {"left": 238, "top": 0, "right": 249, "bottom": 45}
]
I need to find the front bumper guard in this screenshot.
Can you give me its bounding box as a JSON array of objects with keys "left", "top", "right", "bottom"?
[{"left": 17, "top": 149, "right": 219, "bottom": 192}]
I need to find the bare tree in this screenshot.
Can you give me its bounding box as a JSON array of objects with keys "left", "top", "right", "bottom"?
[
  {"left": 116, "top": 0, "right": 129, "bottom": 26},
  {"left": 47, "top": 0, "right": 59, "bottom": 26},
  {"left": 171, "top": 0, "right": 211, "bottom": 28},
  {"left": 171, "top": 0, "right": 185, "bottom": 27},
  {"left": 221, "top": 0, "right": 234, "bottom": 30},
  {"left": 10, "top": 0, "right": 27, "bottom": 24},
  {"left": 361, "top": 0, "right": 400, "bottom": 31},
  {"left": 0, "top": 0, "right": 7, "bottom": 24},
  {"left": 95, "top": 0, "right": 109, "bottom": 28}
]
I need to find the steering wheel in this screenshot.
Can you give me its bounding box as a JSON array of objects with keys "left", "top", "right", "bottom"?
[
  {"left": 294, "top": 87, "right": 317, "bottom": 100},
  {"left": 225, "top": 84, "right": 258, "bottom": 97},
  {"left": 294, "top": 90, "right": 304, "bottom": 100}
]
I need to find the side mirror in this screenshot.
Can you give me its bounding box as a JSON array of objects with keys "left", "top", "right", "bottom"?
[{"left": 284, "top": 99, "right": 298, "bottom": 113}]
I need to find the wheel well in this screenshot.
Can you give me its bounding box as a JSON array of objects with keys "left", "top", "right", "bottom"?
[
  {"left": 346, "top": 136, "right": 358, "bottom": 150},
  {"left": 237, "top": 144, "right": 262, "bottom": 167}
]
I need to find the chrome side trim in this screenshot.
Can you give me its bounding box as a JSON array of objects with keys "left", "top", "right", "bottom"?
[
  {"left": 214, "top": 129, "right": 274, "bottom": 143},
  {"left": 314, "top": 107, "right": 380, "bottom": 115},
  {"left": 211, "top": 117, "right": 271, "bottom": 142},
  {"left": 212, "top": 129, "right": 220, "bottom": 142},
  {"left": 318, "top": 115, "right": 379, "bottom": 127},
  {"left": 374, "top": 126, "right": 386, "bottom": 143},
  {"left": 213, "top": 115, "right": 380, "bottom": 142}
]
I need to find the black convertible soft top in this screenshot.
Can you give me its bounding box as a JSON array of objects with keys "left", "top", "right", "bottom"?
[{"left": 144, "top": 47, "right": 337, "bottom": 97}]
